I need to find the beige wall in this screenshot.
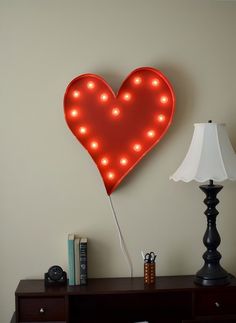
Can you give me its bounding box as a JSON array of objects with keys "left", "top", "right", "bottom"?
[{"left": 1, "top": 0, "right": 236, "bottom": 321}]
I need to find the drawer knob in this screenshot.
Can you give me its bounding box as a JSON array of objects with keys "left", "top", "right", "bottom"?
[
  {"left": 215, "top": 302, "right": 220, "bottom": 308},
  {"left": 39, "top": 308, "right": 45, "bottom": 313}
]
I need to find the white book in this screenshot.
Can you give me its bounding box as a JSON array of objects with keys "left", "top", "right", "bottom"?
[{"left": 74, "top": 236, "right": 81, "bottom": 285}]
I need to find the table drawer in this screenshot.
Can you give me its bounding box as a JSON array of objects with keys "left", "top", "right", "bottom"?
[
  {"left": 69, "top": 291, "right": 192, "bottom": 322},
  {"left": 195, "top": 290, "right": 236, "bottom": 316},
  {"left": 18, "top": 297, "right": 65, "bottom": 322},
  {"left": 184, "top": 318, "right": 236, "bottom": 322}
]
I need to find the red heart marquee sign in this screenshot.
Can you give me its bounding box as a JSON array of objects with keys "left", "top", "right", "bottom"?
[{"left": 64, "top": 67, "right": 175, "bottom": 195}]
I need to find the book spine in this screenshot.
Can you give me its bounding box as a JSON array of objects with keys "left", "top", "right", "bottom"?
[
  {"left": 80, "top": 238, "right": 87, "bottom": 285},
  {"left": 74, "top": 237, "right": 81, "bottom": 285},
  {"left": 67, "top": 235, "right": 75, "bottom": 286}
]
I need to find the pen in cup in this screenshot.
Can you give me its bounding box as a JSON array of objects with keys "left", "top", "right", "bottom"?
[{"left": 143, "top": 251, "right": 157, "bottom": 284}]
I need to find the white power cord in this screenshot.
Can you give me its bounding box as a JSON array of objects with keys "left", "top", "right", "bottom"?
[{"left": 108, "top": 195, "right": 133, "bottom": 278}]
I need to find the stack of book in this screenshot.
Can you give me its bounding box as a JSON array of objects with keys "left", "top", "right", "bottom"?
[{"left": 67, "top": 234, "right": 88, "bottom": 286}]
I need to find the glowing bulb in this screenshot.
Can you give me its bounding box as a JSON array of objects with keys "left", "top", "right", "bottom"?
[
  {"left": 70, "top": 109, "right": 79, "bottom": 117},
  {"left": 107, "top": 171, "right": 115, "bottom": 180},
  {"left": 123, "top": 92, "right": 131, "bottom": 101},
  {"left": 152, "top": 79, "right": 160, "bottom": 87},
  {"left": 147, "top": 130, "right": 155, "bottom": 138},
  {"left": 157, "top": 114, "right": 165, "bottom": 122},
  {"left": 133, "top": 143, "right": 142, "bottom": 152},
  {"left": 120, "top": 158, "right": 128, "bottom": 166},
  {"left": 90, "top": 141, "right": 98, "bottom": 150},
  {"left": 87, "top": 81, "right": 95, "bottom": 89},
  {"left": 101, "top": 157, "right": 109, "bottom": 166},
  {"left": 78, "top": 126, "right": 87, "bottom": 134},
  {"left": 134, "top": 77, "right": 142, "bottom": 85},
  {"left": 160, "top": 96, "right": 168, "bottom": 103},
  {"left": 112, "top": 107, "right": 120, "bottom": 117},
  {"left": 73, "top": 90, "right": 80, "bottom": 98},
  {"left": 100, "top": 93, "right": 108, "bottom": 102}
]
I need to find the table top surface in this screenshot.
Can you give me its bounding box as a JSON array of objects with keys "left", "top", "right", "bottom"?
[{"left": 15, "top": 275, "right": 236, "bottom": 296}]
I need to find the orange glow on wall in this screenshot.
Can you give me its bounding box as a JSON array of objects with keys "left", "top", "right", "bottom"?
[{"left": 64, "top": 67, "right": 175, "bottom": 195}]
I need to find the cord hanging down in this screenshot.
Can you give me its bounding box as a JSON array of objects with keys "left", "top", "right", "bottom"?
[{"left": 108, "top": 195, "right": 133, "bottom": 278}]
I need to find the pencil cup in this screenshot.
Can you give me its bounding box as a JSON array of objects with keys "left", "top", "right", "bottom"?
[{"left": 144, "top": 262, "right": 156, "bottom": 285}]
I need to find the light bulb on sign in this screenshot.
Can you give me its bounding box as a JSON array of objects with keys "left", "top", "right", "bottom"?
[
  {"left": 87, "top": 81, "right": 95, "bottom": 89},
  {"left": 78, "top": 126, "right": 87, "bottom": 135},
  {"left": 111, "top": 107, "right": 120, "bottom": 117},
  {"left": 100, "top": 93, "right": 109, "bottom": 102},
  {"left": 107, "top": 171, "right": 115, "bottom": 180},
  {"left": 101, "top": 157, "right": 109, "bottom": 166},
  {"left": 147, "top": 130, "right": 155, "bottom": 138},
  {"left": 160, "top": 96, "right": 168, "bottom": 104},
  {"left": 157, "top": 114, "right": 165, "bottom": 122},
  {"left": 90, "top": 141, "right": 99, "bottom": 150},
  {"left": 152, "top": 79, "right": 160, "bottom": 87},
  {"left": 133, "top": 143, "right": 142, "bottom": 152},
  {"left": 73, "top": 90, "right": 80, "bottom": 98},
  {"left": 70, "top": 109, "right": 79, "bottom": 117},
  {"left": 133, "top": 77, "right": 142, "bottom": 85},
  {"left": 123, "top": 92, "right": 131, "bottom": 101},
  {"left": 120, "top": 158, "right": 128, "bottom": 166}
]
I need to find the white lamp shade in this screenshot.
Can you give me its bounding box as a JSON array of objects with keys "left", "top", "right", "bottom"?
[{"left": 170, "top": 123, "right": 236, "bottom": 182}]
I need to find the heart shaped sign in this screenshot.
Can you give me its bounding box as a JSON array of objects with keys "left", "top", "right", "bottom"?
[{"left": 64, "top": 67, "right": 175, "bottom": 195}]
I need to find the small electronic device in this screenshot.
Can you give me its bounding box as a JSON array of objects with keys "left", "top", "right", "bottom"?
[{"left": 44, "top": 265, "right": 67, "bottom": 287}]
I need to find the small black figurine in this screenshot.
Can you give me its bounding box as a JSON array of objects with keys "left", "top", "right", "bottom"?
[{"left": 44, "top": 265, "right": 67, "bottom": 287}]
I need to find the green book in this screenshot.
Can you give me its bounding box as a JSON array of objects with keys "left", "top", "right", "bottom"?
[{"left": 67, "top": 233, "right": 75, "bottom": 285}]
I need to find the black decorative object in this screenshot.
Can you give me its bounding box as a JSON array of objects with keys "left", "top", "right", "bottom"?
[
  {"left": 44, "top": 265, "right": 67, "bottom": 287},
  {"left": 194, "top": 180, "right": 230, "bottom": 286},
  {"left": 170, "top": 121, "right": 236, "bottom": 286}
]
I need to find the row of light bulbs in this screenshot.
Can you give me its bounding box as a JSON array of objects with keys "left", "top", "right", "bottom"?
[
  {"left": 70, "top": 107, "right": 167, "bottom": 121},
  {"left": 70, "top": 75, "right": 169, "bottom": 104},
  {"left": 72, "top": 89, "right": 168, "bottom": 104},
  {"left": 76, "top": 125, "right": 164, "bottom": 139},
  {"left": 87, "top": 141, "right": 144, "bottom": 153},
  {"left": 73, "top": 76, "right": 162, "bottom": 95}
]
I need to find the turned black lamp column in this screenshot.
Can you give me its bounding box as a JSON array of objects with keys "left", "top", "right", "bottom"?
[
  {"left": 170, "top": 122, "right": 236, "bottom": 286},
  {"left": 195, "top": 180, "right": 229, "bottom": 286}
]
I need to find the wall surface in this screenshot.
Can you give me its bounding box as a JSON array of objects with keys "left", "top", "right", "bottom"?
[{"left": 1, "top": 0, "right": 236, "bottom": 321}]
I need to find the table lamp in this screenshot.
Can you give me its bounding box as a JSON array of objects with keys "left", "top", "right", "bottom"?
[{"left": 170, "top": 121, "right": 236, "bottom": 286}]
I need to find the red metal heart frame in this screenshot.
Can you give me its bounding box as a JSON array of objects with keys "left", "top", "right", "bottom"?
[{"left": 64, "top": 67, "right": 175, "bottom": 195}]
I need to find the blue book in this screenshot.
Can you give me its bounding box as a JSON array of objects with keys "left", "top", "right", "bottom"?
[
  {"left": 67, "top": 233, "right": 75, "bottom": 285},
  {"left": 80, "top": 238, "right": 87, "bottom": 285}
]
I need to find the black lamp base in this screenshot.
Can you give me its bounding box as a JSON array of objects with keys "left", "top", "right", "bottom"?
[
  {"left": 194, "top": 266, "right": 231, "bottom": 286},
  {"left": 194, "top": 181, "right": 231, "bottom": 287}
]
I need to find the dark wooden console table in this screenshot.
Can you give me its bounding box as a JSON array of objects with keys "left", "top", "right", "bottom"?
[{"left": 14, "top": 275, "right": 236, "bottom": 322}]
